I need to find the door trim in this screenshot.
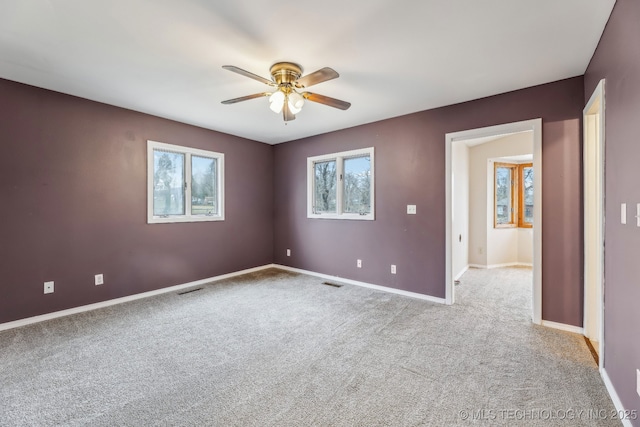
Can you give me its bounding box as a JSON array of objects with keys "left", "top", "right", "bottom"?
[
  {"left": 445, "top": 118, "right": 542, "bottom": 324},
  {"left": 583, "top": 79, "right": 605, "bottom": 371}
]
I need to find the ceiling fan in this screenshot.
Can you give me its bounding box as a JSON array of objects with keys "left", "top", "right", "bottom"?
[{"left": 221, "top": 62, "right": 351, "bottom": 122}]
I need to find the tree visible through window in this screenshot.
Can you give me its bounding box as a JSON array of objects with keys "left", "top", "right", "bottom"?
[
  {"left": 314, "top": 160, "right": 337, "bottom": 213},
  {"left": 308, "top": 147, "right": 374, "bottom": 220},
  {"left": 343, "top": 156, "right": 371, "bottom": 214},
  {"left": 153, "top": 151, "right": 185, "bottom": 216},
  {"left": 495, "top": 163, "right": 515, "bottom": 226},
  {"left": 494, "top": 162, "right": 533, "bottom": 228},
  {"left": 191, "top": 155, "right": 218, "bottom": 216},
  {"left": 148, "top": 141, "right": 224, "bottom": 224}
]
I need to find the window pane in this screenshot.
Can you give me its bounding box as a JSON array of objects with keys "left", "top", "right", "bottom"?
[
  {"left": 523, "top": 166, "right": 534, "bottom": 223},
  {"left": 153, "top": 150, "right": 185, "bottom": 216},
  {"left": 314, "top": 160, "right": 337, "bottom": 213},
  {"left": 343, "top": 155, "right": 371, "bottom": 214},
  {"left": 496, "top": 166, "right": 511, "bottom": 224},
  {"left": 191, "top": 156, "right": 217, "bottom": 216}
]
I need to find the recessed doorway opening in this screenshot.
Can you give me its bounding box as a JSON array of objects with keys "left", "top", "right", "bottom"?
[{"left": 445, "top": 119, "right": 542, "bottom": 324}]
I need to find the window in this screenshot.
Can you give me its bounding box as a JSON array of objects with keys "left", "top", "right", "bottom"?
[
  {"left": 307, "top": 147, "right": 374, "bottom": 220},
  {"left": 494, "top": 162, "right": 533, "bottom": 228},
  {"left": 147, "top": 140, "right": 224, "bottom": 224},
  {"left": 518, "top": 163, "right": 533, "bottom": 228}
]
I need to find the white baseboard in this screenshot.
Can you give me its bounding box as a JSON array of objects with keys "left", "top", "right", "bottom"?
[
  {"left": 540, "top": 320, "right": 584, "bottom": 335},
  {"left": 454, "top": 265, "right": 469, "bottom": 281},
  {"left": 274, "top": 264, "right": 447, "bottom": 304},
  {"left": 0, "top": 264, "right": 276, "bottom": 333},
  {"left": 469, "top": 262, "right": 533, "bottom": 269},
  {"left": 601, "top": 368, "right": 634, "bottom": 427}
]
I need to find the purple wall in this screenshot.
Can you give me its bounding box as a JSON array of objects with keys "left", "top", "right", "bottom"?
[
  {"left": 274, "top": 77, "right": 584, "bottom": 326},
  {"left": 0, "top": 79, "right": 274, "bottom": 324},
  {"left": 0, "top": 75, "right": 587, "bottom": 330},
  {"left": 585, "top": 0, "right": 640, "bottom": 420}
]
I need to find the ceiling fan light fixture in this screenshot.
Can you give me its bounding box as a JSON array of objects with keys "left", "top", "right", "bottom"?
[
  {"left": 288, "top": 91, "right": 305, "bottom": 114},
  {"left": 222, "top": 62, "right": 350, "bottom": 121},
  {"left": 268, "top": 91, "right": 285, "bottom": 114}
]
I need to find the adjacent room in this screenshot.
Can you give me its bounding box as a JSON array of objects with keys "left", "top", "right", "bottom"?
[{"left": 1, "top": 1, "right": 639, "bottom": 425}]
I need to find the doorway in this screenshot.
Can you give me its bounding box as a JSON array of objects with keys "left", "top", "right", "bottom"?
[
  {"left": 583, "top": 79, "right": 605, "bottom": 369},
  {"left": 445, "top": 119, "right": 542, "bottom": 324}
]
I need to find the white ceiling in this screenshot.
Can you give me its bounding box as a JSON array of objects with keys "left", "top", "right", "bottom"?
[
  {"left": 462, "top": 131, "right": 531, "bottom": 147},
  {"left": 0, "top": 0, "right": 615, "bottom": 144}
]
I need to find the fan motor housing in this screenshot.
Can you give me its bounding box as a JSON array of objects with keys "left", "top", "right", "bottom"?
[{"left": 270, "top": 62, "right": 302, "bottom": 85}]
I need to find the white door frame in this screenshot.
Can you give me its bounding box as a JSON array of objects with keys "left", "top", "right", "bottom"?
[
  {"left": 445, "top": 118, "right": 543, "bottom": 324},
  {"left": 583, "top": 79, "right": 605, "bottom": 370}
]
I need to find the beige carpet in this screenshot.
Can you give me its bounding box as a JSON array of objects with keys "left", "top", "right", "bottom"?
[{"left": 0, "top": 267, "right": 619, "bottom": 426}]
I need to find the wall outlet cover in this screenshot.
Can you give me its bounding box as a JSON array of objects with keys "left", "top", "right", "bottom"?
[
  {"left": 95, "top": 274, "right": 104, "bottom": 286},
  {"left": 44, "top": 281, "right": 54, "bottom": 294}
]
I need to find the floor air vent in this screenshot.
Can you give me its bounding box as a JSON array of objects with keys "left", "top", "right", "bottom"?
[
  {"left": 178, "top": 287, "right": 203, "bottom": 295},
  {"left": 322, "top": 281, "right": 343, "bottom": 288}
]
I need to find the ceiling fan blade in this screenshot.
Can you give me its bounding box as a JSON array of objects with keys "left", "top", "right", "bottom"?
[
  {"left": 295, "top": 67, "right": 339, "bottom": 88},
  {"left": 221, "top": 92, "right": 271, "bottom": 104},
  {"left": 222, "top": 65, "right": 275, "bottom": 86},
  {"left": 283, "top": 101, "right": 296, "bottom": 121},
  {"left": 303, "top": 92, "right": 351, "bottom": 110}
]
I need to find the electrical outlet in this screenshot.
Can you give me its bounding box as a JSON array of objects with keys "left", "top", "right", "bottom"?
[
  {"left": 286, "top": 249, "right": 291, "bottom": 257},
  {"left": 357, "top": 259, "right": 362, "bottom": 268},
  {"left": 478, "top": 247, "right": 483, "bottom": 255},
  {"left": 391, "top": 265, "right": 397, "bottom": 274},
  {"left": 95, "top": 274, "right": 104, "bottom": 286},
  {"left": 637, "top": 369, "right": 640, "bottom": 397},
  {"left": 407, "top": 205, "right": 417, "bottom": 215},
  {"left": 44, "top": 281, "right": 54, "bottom": 294},
  {"left": 621, "top": 203, "right": 627, "bottom": 224}
]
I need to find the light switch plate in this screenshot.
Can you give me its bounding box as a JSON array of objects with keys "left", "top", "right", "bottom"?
[
  {"left": 621, "top": 203, "right": 627, "bottom": 224},
  {"left": 637, "top": 204, "right": 640, "bottom": 227},
  {"left": 407, "top": 205, "right": 417, "bottom": 215},
  {"left": 637, "top": 369, "right": 640, "bottom": 397}
]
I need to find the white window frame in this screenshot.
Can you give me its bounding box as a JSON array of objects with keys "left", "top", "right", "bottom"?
[
  {"left": 147, "top": 140, "right": 224, "bottom": 224},
  {"left": 307, "top": 147, "right": 375, "bottom": 220}
]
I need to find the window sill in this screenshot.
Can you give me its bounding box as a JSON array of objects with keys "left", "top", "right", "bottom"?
[
  {"left": 148, "top": 215, "right": 225, "bottom": 224},
  {"left": 307, "top": 214, "right": 374, "bottom": 221}
]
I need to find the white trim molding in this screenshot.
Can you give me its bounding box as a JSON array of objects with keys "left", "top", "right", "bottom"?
[
  {"left": 583, "top": 78, "right": 606, "bottom": 371},
  {"left": 446, "top": 118, "right": 542, "bottom": 322},
  {"left": 1, "top": 264, "right": 448, "bottom": 332},
  {"left": 275, "top": 265, "right": 447, "bottom": 305},
  {"left": 454, "top": 265, "right": 469, "bottom": 281},
  {"left": 0, "top": 264, "right": 275, "bottom": 332},
  {"left": 540, "top": 320, "right": 584, "bottom": 335},
  {"left": 601, "top": 368, "right": 634, "bottom": 427},
  {"left": 468, "top": 263, "right": 533, "bottom": 269}
]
